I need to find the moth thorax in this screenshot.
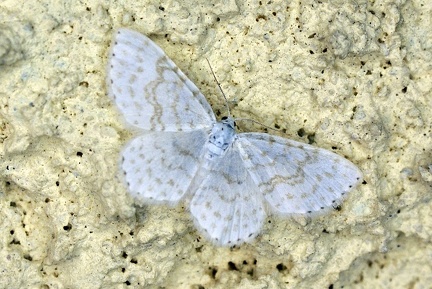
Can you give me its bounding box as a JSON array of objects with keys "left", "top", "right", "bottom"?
[{"left": 206, "top": 120, "right": 236, "bottom": 159}]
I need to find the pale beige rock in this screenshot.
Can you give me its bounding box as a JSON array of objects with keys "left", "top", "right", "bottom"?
[{"left": 0, "top": 0, "right": 430, "bottom": 288}]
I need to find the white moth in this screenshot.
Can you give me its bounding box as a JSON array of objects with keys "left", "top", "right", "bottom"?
[{"left": 106, "top": 28, "right": 362, "bottom": 246}]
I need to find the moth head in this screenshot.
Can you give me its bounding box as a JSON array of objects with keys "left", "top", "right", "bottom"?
[{"left": 221, "top": 116, "right": 236, "bottom": 130}]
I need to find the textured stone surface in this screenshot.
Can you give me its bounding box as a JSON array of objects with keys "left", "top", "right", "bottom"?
[{"left": 0, "top": 0, "right": 430, "bottom": 288}]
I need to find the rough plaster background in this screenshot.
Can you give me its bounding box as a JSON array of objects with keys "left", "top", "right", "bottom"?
[{"left": 0, "top": 0, "right": 431, "bottom": 288}]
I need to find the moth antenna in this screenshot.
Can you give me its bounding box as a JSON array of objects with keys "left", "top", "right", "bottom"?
[
  {"left": 205, "top": 58, "right": 231, "bottom": 117},
  {"left": 235, "top": 118, "right": 280, "bottom": 133}
]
